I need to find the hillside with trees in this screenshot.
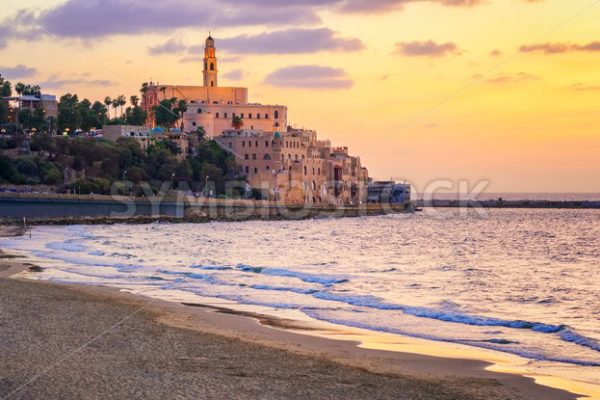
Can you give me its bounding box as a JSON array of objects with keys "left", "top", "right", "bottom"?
[{"left": 0, "top": 135, "right": 245, "bottom": 197}]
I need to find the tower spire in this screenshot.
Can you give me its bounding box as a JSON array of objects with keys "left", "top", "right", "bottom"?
[{"left": 203, "top": 33, "right": 218, "bottom": 87}]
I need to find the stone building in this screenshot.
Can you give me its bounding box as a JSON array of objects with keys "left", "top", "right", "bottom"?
[
  {"left": 215, "top": 128, "right": 369, "bottom": 205},
  {"left": 142, "top": 35, "right": 287, "bottom": 137},
  {"left": 142, "top": 34, "right": 370, "bottom": 205}
]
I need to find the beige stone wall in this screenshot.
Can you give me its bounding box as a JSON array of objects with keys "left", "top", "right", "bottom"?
[
  {"left": 183, "top": 103, "right": 287, "bottom": 137},
  {"left": 216, "top": 129, "right": 369, "bottom": 205}
]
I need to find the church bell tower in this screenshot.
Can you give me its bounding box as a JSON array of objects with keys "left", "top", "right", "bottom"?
[{"left": 203, "top": 34, "right": 218, "bottom": 88}]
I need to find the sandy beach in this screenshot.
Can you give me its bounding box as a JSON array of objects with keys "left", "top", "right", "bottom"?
[{"left": 0, "top": 232, "right": 580, "bottom": 400}]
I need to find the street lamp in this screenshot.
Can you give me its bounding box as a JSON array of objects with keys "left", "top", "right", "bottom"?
[
  {"left": 122, "top": 170, "right": 128, "bottom": 185},
  {"left": 205, "top": 175, "right": 209, "bottom": 198},
  {"left": 171, "top": 173, "right": 175, "bottom": 190},
  {"left": 64, "top": 127, "right": 70, "bottom": 136}
]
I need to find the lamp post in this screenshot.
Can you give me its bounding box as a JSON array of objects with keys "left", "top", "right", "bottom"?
[
  {"left": 171, "top": 173, "right": 175, "bottom": 191},
  {"left": 123, "top": 170, "right": 128, "bottom": 185},
  {"left": 205, "top": 175, "right": 209, "bottom": 198},
  {"left": 64, "top": 127, "right": 71, "bottom": 136}
]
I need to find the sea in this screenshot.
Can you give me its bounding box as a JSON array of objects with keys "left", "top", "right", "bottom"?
[{"left": 2, "top": 206, "right": 599, "bottom": 395}]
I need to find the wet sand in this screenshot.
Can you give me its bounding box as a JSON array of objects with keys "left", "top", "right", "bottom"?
[{"left": 0, "top": 226, "right": 580, "bottom": 400}]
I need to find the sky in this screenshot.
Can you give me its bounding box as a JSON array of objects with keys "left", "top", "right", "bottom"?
[{"left": 1, "top": 0, "right": 599, "bottom": 193}]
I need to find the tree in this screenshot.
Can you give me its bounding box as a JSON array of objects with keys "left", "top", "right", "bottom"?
[
  {"left": 116, "top": 95, "right": 127, "bottom": 117},
  {"left": 130, "top": 95, "right": 139, "bottom": 107},
  {"left": 57, "top": 94, "right": 82, "bottom": 134},
  {"left": 15, "top": 82, "right": 25, "bottom": 96},
  {"left": 91, "top": 101, "right": 108, "bottom": 126},
  {"left": 0, "top": 74, "right": 12, "bottom": 97},
  {"left": 104, "top": 96, "right": 113, "bottom": 119},
  {"left": 196, "top": 126, "right": 206, "bottom": 142},
  {"left": 111, "top": 98, "right": 120, "bottom": 119},
  {"left": 232, "top": 115, "right": 244, "bottom": 130},
  {"left": 140, "top": 82, "right": 149, "bottom": 94},
  {"left": 153, "top": 98, "right": 179, "bottom": 128},
  {"left": 125, "top": 106, "right": 147, "bottom": 126}
]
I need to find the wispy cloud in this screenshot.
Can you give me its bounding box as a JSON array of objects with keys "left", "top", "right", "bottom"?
[
  {"left": 148, "top": 39, "right": 187, "bottom": 55},
  {"left": 520, "top": 41, "right": 600, "bottom": 54},
  {"left": 218, "top": 28, "right": 364, "bottom": 54},
  {"left": 264, "top": 65, "right": 353, "bottom": 89},
  {"left": 485, "top": 72, "right": 537, "bottom": 84},
  {"left": 152, "top": 28, "right": 364, "bottom": 57},
  {"left": 39, "top": 74, "right": 117, "bottom": 89},
  {"left": 395, "top": 40, "right": 461, "bottom": 57},
  {"left": 0, "top": 64, "right": 38, "bottom": 80},
  {"left": 223, "top": 69, "right": 246, "bottom": 81},
  {"left": 569, "top": 82, "right": 600, "bottom": 91}
]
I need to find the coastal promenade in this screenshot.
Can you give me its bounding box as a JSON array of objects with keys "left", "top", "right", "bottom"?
[{"left": 0, "top": 192, "right": 409, "bottom": 224}]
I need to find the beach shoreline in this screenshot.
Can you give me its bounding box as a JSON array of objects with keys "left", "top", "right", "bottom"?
[{"left": 0, "top": 258, "right": 584, "bottom": 400}]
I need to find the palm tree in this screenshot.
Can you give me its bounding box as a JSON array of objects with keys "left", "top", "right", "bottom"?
[
  {"left": 140, "top": 82, "right": 149, "bottom": 94},
  {"left": 104, "top": 96, "right": 113, "bottom": 118},
  {"left": 130, "top": 95, "right": 139, "bottom": 107},
  {"left": 15, "top": 82, "right": 25, "bottom": 96},
  {"left": 232, "top": 115, "right": 244, "bottom": 130},
  {"left": 112, "top": 98, "right": 120, "bottom": 119},
  {"left": 116, "top": 95, "right": 127, "bottom": 118}
]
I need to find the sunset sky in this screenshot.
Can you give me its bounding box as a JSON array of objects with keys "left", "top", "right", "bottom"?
[{"left": 1, "top": 0, "right": 599, "bottom": 193}]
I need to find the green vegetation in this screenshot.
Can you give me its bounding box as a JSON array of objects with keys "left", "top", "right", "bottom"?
[{"left": 0, "top": 134, "right": 244, "bottom": 197}]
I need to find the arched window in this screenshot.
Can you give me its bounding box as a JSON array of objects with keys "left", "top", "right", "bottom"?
[
  {"left": 211, "top": 81, "right": 214, "bottom": 87},
  {"left": 265, "top": 113, "right": 269, "bottom": 119},
  {"left": 216, "top": 112, "right": 220, "bottom": 118},
  {"left": 197, "top": 108, "right": 202, "bottom": 114},
  {"left": 248, "top": 113, "right": 253, "bottom": 119},
  {"left": 303, "top": 166, "right": 307, "bottom": 175},
  {"left": 210, "top": 63, "right": 215, "bottom": 71},
  {"left": 264, "top": 154, "right": 272, "bottom": 161},
  {"left": 274, "top": 110, "right": 279, "bottom": 119},
  {"left": 312, "top": 181, "right": 317, "bottom": 191}
]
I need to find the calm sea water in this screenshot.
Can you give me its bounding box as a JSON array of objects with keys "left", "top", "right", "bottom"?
[{"left": 2, "top": 209, "right": 599, "bottom": 386}]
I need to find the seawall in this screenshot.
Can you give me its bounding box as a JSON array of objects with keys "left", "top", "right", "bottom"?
[{"left": 0, "top": 193, "right": 409, "bottom": 225}]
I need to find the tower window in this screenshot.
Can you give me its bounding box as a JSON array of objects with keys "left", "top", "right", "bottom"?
[
  {"left": 211, "top": 81, "right": 214, "bottom": 87},
  {"left": 274, "top": 110, "right": 279, "bottom": 119},
  {"left": 210, "top": 63, "right": 215, "bottom": 71}
]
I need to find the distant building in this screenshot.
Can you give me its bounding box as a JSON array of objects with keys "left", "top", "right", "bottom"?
[
  {"left": 102, "top": 125, "right": 188, "bottom": 159},
  {"left": 2, "top": 94, "right": 58, "bottom": 124},
  {"left": 102, "top": 125, "right": 152, "bottom": 148},
  {"left": 141, "top": 35, "right": 287, "bottom": 137},
  {"left": 215, "top": 127, "right": 369, "bottom": 205},
  {"left": 367, "top": 181, "right": 412, "bottom": 204}
]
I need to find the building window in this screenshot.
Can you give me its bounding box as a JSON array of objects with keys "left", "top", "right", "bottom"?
[
  {"left": 229, "top": 142, "right": 232, "bottom": 148},
  {"left": 304, "top": 166, "right": 307, "bottom": 175},
  {"left": 254, "top": 168, "right": 258, "bottom": 174},
  {"left": 197, "top": 109, "right": 202, "bottom": 114},
  {"left": 216, "top": 112, "right": 220, "bottom": 118},
  {"left": 318, "top": 168, "right": 321, "bottom": 175},
  {"left": 266, "top": 165, "right": 270, "bottom": 170},
  {"left": 241, "top": 113, "right": 244, "bottom": 118},
  {"left": 265, "top": 141, "right": 269, "bottom": 148},
  {"left": 233, "top": 113, "right": 236, "bottom": 118},
  {"left": 224, "top": 112, "right": 228, "bottom": 118},
  {"left": 249, "top": 113, "right": 253, "bottom": 119},
  {"left": 192, "top": 122, "right": 197, "bottom": 127},
  {"left": 257, "top": 114, "right": 261, "bottom": 119},
  {"left": 265, "top": 113, "right": 269, "bottom": 119},
  {"left": 244, "top": 154, "right": 249, "bottom": 160},
  {"left": 275, "top": 122, "right": 280, "bottom": 127},
  {"left": 210, "top": 63, "right": 215, "bottom": 71},
  {"left": 264, "top": 154, "right": 271, "bottom": 160},
  {"left": 242, "top": 141, "right": 245, "bottom": 148},
  {"left": 252, "top": 154, "right": 257, "bottom": 160},
  {"left": 274, "top": 110, "right": 279, "bottom": 119},
  {"left": 211, "top": 81, "right": 214, "bottom": 87},
  {"left": 295, "top": 154, "right": 299, "bottom": 161},
  {"left": 255, "top": 141, "right": 258, "bottom": 147},
  {"left": 245, "top": 166, "right": 249, "bottom": 174}
]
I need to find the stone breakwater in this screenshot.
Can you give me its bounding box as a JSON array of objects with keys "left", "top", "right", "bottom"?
[{"left": 0, "top": 194, "right": 409, "bottom": 225}]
